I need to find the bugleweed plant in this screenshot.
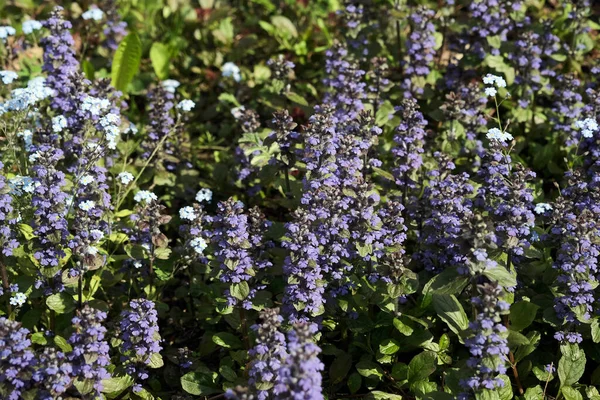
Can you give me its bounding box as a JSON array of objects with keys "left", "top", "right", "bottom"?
[{"left": 3, "top": 0, "right": 600, "bottom": 399}]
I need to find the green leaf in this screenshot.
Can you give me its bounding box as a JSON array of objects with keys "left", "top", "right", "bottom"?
[
  {"left": 497, "top": 375, "right": 513, "bottom": 400},
  {"left": 285, "top": 92, "right": 308, "bottom": 106},
  {"left": 393, "top": 318, "right": 414, "bottom": 336},
  {"left": 111, "top": 33, "right": 142, "bottom": 92},
  {"left": 270, "top": 16, "right": 298, "bottom": 38},
  {"left": 364, "top": 392, "right": 403, "bottom": 400},
  {"left": 482, "top": 265, "right": 517, "bottom": 288},
  {"left": 101, "top": 375, "right": 134, "bottom": 394},
  {"left": 407, "top": 351, "right": 437, "bottom": 383},
  {"left": 230, "top": 281, "right": 250, "bottom": 301},
  {"left": 486, "top": 35, "right": 502, "bottom": 49},
  {"left": 31, "top": 332, "right": 47, "bottom": 345},
  {"left": 432, "top": 294, "right": 469, "bottom": 335},
  {"left": 509, "top": 301, "right": 539, "bottom": 331},
  {"left": 212, "top": 332, "right": 243, "bottom": 349},
  {"left": 558, "top": 344, "right": 586, "bottom": 387},
  {"left": 149, "top": 42, "right": 171, "bottom": 79},
  {"left": 18, "top": 223, "right": 35, "bottom": 240},
  {"left": 348, "top": 372, "right": 362, "bottom": 394},
  {"left": 524, "top": 386, "right": 544, "bottom": 400},
  {"left": 356, "top": 360, "right": 384, "bottom": 380},
  {"left": 379, "top": 339, "right": 401, "bottom": 355},
  {"left": 54, "top": 335, "right": 72, "bottom": 353},
  {"left": 180, "top": 372, "right": 219, "bottom": 396},
  {"left": 592, "top": 319, "right": 600, "bottom": 343},
  {"left": 46, "top": 293, "right": 76, "bottom": 314},
  {"left": 148, "top": 353, "right": 164, "bottom": 368},
  {"left": 421, "top": 267, "right": 469, "bottom": 307},
  {"left": 562, "top": 386, "right": 584, "bottom": 400},
  {"left": 330, "top": 352, "right": 352, "bottom": 384}
]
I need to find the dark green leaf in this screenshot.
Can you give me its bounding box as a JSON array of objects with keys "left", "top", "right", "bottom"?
[
  {"left": 509, "top": 301, "right": 539, "bottom": 331},
  {"left": 432, "top": 294, "right": 468, "bottom": 335},
  {"left": 407, "top": 351, "right": 437, "bottom": 383},
  {"left": 111, "top": 33, "right": 142, "bottom": 92}
]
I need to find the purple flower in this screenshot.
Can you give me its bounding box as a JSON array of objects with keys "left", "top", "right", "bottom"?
[{"left": 0, "top": 318, "right": 37, "bottom": 399}]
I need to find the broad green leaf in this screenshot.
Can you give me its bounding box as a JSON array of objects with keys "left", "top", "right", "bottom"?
[
  {"left": 330, "top": 352, "right": 352, "bottom": 384},
  {"left": 432, "top": 294, "right": 468, "bottom": 335},
  {"left": 379, "top": 339, "right": 401, "bottom": 355},
  {"left": 364, "top": 392, "right": 403, "bottom": 400},
  {"left": 271, "top": 16, "right": 298, "bottom": 38},
  {"left": 285, "top": 92, "right": 308, "bottom": 106},
  {"left": 509, "top": 301, "right": 539, "bottom": 331},
  {"left": 393, "top": 318, "right": 414, "bottom": 336},
  {"left": 212, "top": 332, "right": 243, "bottom": 349},
  {"left": 111, "top": 33, "right": 142, "bottom": 92},
  {"left": 46, "top": 293, "right": 76, "bottom": 314},
  {"left": 356, "top": 360, "right": 384, "bottom": 380},
  {"left": 524, "top": 386, "right": 544, "bottom": 400},
  {"left": 348, "top": 372, "right": 362, "bottom": 393},
  {"left": 407, "top": 351, "right": 437, "bottom": 383},
  {"left": 148, "top": 353, "right": 164, "bottom": 368},
  {"left": 150, "top": 42, "right": 171, "bottom": 79},
  {"left": 562, "top": 386, "right": 584, "bottom": 400},
  {"left": 558, "top": 344, "right": 586, "bottom": 386},
  {"left": 54, "top": 335, "right": 72, "bottom": 352},
  {"left": 180, "top": 372, "right": 219, "bottom": 396},
  {"left": 231, "top": 281, "right": 250, "bottom": 301},
  {"left": 101, "top": 375, "right": 134, "bottom": 394},
  {"left": 31, "top": 332, "right": 47, "bottom": 345},
  {"left": 482, "top": 265, "right": 517, "bottom": 288}
]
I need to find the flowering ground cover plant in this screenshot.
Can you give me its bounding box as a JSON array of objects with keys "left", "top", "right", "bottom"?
[{"left": 2, "top": 0, "right": 600, "bottom": 399}]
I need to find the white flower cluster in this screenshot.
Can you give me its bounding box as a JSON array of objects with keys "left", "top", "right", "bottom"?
[
  {"left": 79, "top": 200, "right": 96, "bottom": 211},
  {"left": 195, "top": 188, "right": 212, "bottom": 203},
  {"left": 482, "top": 74, "right": 507, "bottom": 97},
  {"left": 574, "top": 118, "right": 599, "bottom": 138},
  {"left": 0, "top": 77, "right": 54, "bottom": 116},
  {"left": 99, "top": 112, "right": 122, "bottom": 149},
  {"left": 8, "top": 176, "right": 38, "bottom": 195},
  {"left": 52, "top": 115, "right": 68, "bottom": 133},
  {"left": 80, "top": 175, "right": 94, "bottom": 186},
  {"left": 82, "top": 8, "right": 104, "bottom": 21},
  {"left": 190, "top": 237, "right": 208, "bottom": 254},
  {"left": 81, "top": 95, "right": 111, "bottom": 117},
  {"left": 10, "top": 292, "right": 27, "bottom": 307},
  {"left": 162, "top": 79, "right": 180, "bottom": 93},
  {"left": 177, "top": 99, "right": 195, "bottom": 112},
  {"left": 534, "top": 203, "right": 552, "bottom": 214},
  {"left": 117, "top": 172, "right": 135, "bottom": 185},
  {"left": 0, "top": 26, "right": 16, "bottom": 41},
  {"left": 17, "top": 130, "right": 33, "bottom": 151},
  {"left": 22, "top": 20, "right": 42, "bottom": 34},
  {"left": 134, "top": 190, "right": 158, "bottom": 203},
  {"left": 486, "top": 127, "right": 513, "bottom": 143},
  {"left": 179, "top": 206, "right": 197, "bottom": 221},
  {"left": 222, "top": 62, "right": 242, "bottom": 82},
  {"left": 0, "top": 70, "right": 18, "bottom": 84}
]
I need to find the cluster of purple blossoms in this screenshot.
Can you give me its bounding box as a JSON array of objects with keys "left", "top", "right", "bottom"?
[
  {"left": 119, "top": 299, "right": 162, "bottom": 393},
  {"left": 467, "top": 0, "right": 522, "bottom": 58},
  {"left": 67, "top": 305, "right": 111, "bottom": 394},
  {"left": 141, "top": 85, "right": 176, "bottom": 168},
  {"left": 419, "top": 154, "right": 474, "bottom": 272},
  {"left": 247, "top": 308, "right": 288, "bottom": 399},
  {"left": 476, "top": 142, "right": 536, "bottom": 262},
  {"left": 460, "top": 283, "right": 510, "bottom": 396},
  {"left": 101, "top": 0, "right": 128, "bottom": 51},
  {"left": 30, "top": 145, "right": 69, "bottom": 289},
  {"left": 552, "top": 74, "right": 584, "bottom": 144},
  {"left": 32, "top": 347, "right": 73, "bottom": 399},
  {"left": 550, "top": 171, "right": 600, "bottom": 343},
  {"left": 322, "top": 42, "right": 366, "bottom": 121},
  {"left": 0, "top": 162, "right": 19, "bottom": 257},
  {"left": 392, "top": 98, "right": 426, "bottom": 214},
  {"left": 0, "top": 317, "right": 36, "bottom": 400},
  {"left": 273, "top": 322, "right": 324, "bottom": 400},
  {"left": 402, "top": 6, "right": 436, "bottom": 97},
  {"left": 207, "top": 199, "right": 272, "bottom": 309}
]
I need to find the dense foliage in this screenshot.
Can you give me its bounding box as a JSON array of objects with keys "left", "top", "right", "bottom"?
[{"left": 1, "top": 0, "right": 600, "bottom": 399}]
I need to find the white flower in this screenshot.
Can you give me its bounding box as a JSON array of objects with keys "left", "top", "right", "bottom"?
[
  {"left": 133, "top": 260, "right": 143, "bottom": 269},
  {"left": 134, "top": 190, "right": 158, "bottom": 203},
  {"left": 178, "top": 99, "right": 195, "bottom": 112},
  {"left": 22, "top": 20, "right": 42, "bottom": 34},
  {"left": 127, "top": 123, "right": 138, "bottom": 135},
  {"left": 484, "top": 87, "right": 497, "bottom": 97},
  {"left": 0, "top": 26, "right": 16, "bottom": 40},
  {"left": 82, "top": 8, "right": 104, "bottom": 21},
  {"left": 52, "top": 115, "right": 68, "bottom": 133},
  {"left": 28, "top": 152, "right": 41, "bottom": 163},
  {"left": 195, "top": 188, "right": 212, "bottom": 203},
  {"left": 81, "top": 96, "right": 110, "bottom": 116},
  {"left": 8, "top": 176, "right": 38, "bottom": 195},
  {"left": 90, "top": 229, "right": 104, "bottom": 241},
  {"left": 161, "top": 79, "right": 180, "bottom": 93},
  {"left": 17, "top": 129, "right": 33, "bottom": 150},
  {"left": 483, "top": 73, "right": 507, "bottom": 88},
  {"left": 179, "top": 206, "right": 197, "bottom": 221},
  {"left": 79, "top": 200, "right": 96, "bottom": 211},
  {"left": 534, "top": 203, "right": 552, "bottom": 214},
  {"left": 99, "top": 113, "right": 120, "bottom": 127},
  {"left": 486, "top": 127, "right": 513, "bottom": 143},
  {"left": 10, "top": 292, "right": 27, "bottom": 307},
  {"left": 80, "top": 175, "right": 94, "bottom": 186},
  {"left": 117, "top": 172, "right": 135, "bottom": 185},
  {"left": 0, "top": 70, "right": 18, "bottom": 84},
  {"left": 190, "top": 237, "right": 208, "bottom": 254},
  {"left": 86, "top": 246, "right": 99, "bottom": 255},
  {"left": 231, "top": 106, "right": 245, "bottom": 119},
  {"left": 222, "top": 62, "right": 242, "bottom": 82},
  {"left": 575, "top": 118, "right": 599, "bottom": 138}
]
